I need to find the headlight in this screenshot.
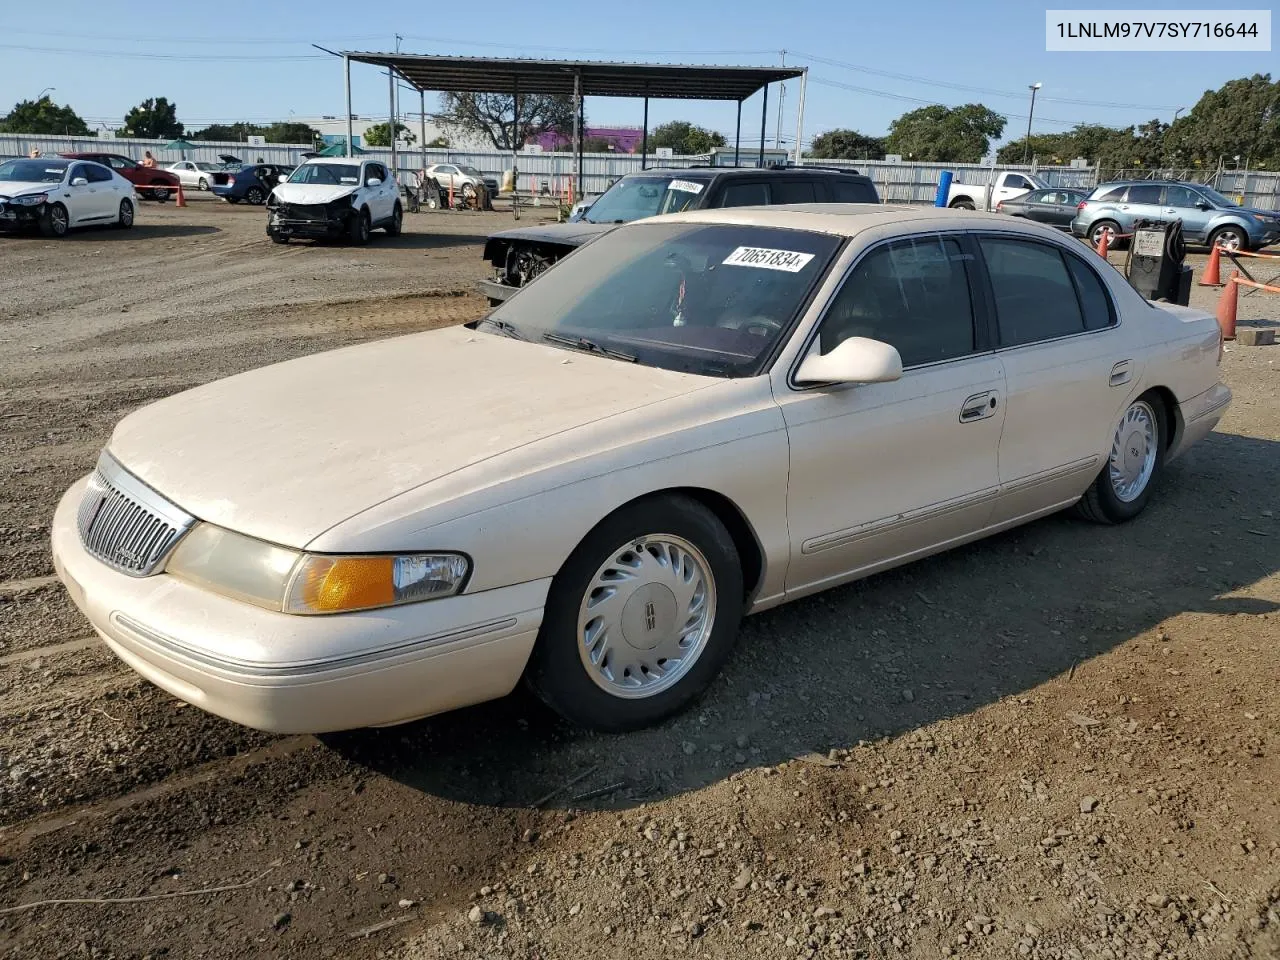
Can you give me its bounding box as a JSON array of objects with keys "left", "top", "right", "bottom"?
[
  {"left": 165, "top": 522, "right": 469, "bottom": 614},
  {"left": 13, "top": 194, "right": 46, "bottom": 206}
]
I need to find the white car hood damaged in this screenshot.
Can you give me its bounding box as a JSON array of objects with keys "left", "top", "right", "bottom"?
[
  {"left": 107, "top": 326, "right": 715, "bottom": 549},
  {"left": 272, "top": 183, "right": 359, "bottom": 205},
  {"left": 0, "top": 180, "right": 59, "bottom": 198}
]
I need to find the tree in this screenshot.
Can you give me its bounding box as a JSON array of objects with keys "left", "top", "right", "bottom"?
[
  {"left": 191, "top": 122, "right": 262, "bottom": 142},
  {"left": 807, "top": 129, "right": 886, "bottom": 160},
  {"left": 1166, "top": 73, "right": 1279, "bottom": 167},
  {"left": 995, "top": 132, "right": 1075, "bottom": 164},
  {"left": 122, "top": 97, "right": 183, "bottom": 139},
  {"left": 263, "top": 122, "right": 319, "bottom": 145},
  {"left": 363, "top": 122, "right": 416, "bottom": 146},
  {"left": 582, "top": 136, "right": 614, "bottom": 152},
  {"left": 648, "top": 121, "right": 726, "bottom": 155},
  {"left": 884, "top": 104, "right": 1005, "bottom": 162},
  {"left": 0, "top": 96, "right": 91, "bottom": 136},
  {"left": 425, "top": 135, "right": 451, "bottom": 148},
  {"left": 438, "top": 92, "right": 575, "bottom": 151}
]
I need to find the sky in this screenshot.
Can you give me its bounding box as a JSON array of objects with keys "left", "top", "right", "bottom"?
[{"left": 1, "top": 0, "right": 1273, "bottom": 151}]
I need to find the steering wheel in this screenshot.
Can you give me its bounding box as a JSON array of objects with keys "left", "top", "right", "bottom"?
[{"left": 742, "top": 316, "right": 784, "bottom": 337}]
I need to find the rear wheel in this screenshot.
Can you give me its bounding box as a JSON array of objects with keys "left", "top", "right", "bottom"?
[
  {"left": 245, "top": 187, "right": 265, "bottom": 206},
  {"left": 115, "top": 198, "right": 134, "bottom": 229},
  {"left": 524, "top": 495, "right": 744, "bottom": 732},
  {"left": 1208, "top": 224, "right": 1248, "bottom": 253},
  {"left": 950, "top": 198, "right": 976, "bottom": 210},
  {"left": 1075, "top": 395, "right": 1165, "bottom": 524},
  {"left": 1090, "top": 219, "right": 1121, "bottom": 249}
]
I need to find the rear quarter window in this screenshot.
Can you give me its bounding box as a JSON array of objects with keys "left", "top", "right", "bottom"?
[
  {"left": 830, "top": 179, "right": 878, "bottom": 203},
  {"left": 1094, "top": 186, "right": 1127, "bottom": 202}
]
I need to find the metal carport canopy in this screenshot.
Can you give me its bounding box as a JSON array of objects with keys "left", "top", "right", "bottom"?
[{"left": 339, "top": 53, "right": 803, "bottom": 101}]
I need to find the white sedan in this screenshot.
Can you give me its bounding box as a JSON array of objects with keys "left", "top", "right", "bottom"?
[
  {"left": 51, "top": 206, "right": 1230, "bottom": 733},
  {"left": 0, "top": 157, "right": 134, "bottom": 236},
  {"left": 165, "top": 160, "right": 224, "bottom": 191}
]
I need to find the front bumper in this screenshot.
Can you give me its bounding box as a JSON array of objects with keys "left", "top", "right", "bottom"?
[
  {"left": 267, "top": 213, "right": 349, "bottom": 238},
  {"left": 51, "top": 477, "right": 548, "bottom": 733}
]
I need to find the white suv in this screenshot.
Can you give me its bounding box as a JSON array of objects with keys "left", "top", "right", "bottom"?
[{"left": 267, "top": 158, "right": 402, "bottom": 245}]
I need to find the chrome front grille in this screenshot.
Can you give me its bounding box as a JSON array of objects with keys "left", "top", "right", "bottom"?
[{"left": 76, "top": 453, "right": 196, "bottom": 577}]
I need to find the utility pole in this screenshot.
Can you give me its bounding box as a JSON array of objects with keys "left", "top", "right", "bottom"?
[
  {"left": 774, "top": 50, "right": 786, "bottom": 150},
  {"left": 1022, "top": 82, "right": 1041, "bottom": 164}
]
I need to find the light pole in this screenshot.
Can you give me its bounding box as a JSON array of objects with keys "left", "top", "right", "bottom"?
[
  {"left": 1022, "top": 82, "right": 1042, "bottom": 164},
  {"left": 36, "top": 87, "right": 55, "bottom": 102},
  {"left": 1173, "top": 107, "right": 1184, "bottom": 122}
]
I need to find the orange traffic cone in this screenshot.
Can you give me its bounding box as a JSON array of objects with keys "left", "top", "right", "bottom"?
[
  {"left": 1217, "top": 271, "right": 1239, "bottom": 341},
  {"left": 1199, "top": 243, "right": 1222, "bottom": 286},
  {"left": 175, "top": 183, "right": 187, "bottom": 208},
  {"left": 1095, "top": 228, "right": 1110, "bottom": 259}
]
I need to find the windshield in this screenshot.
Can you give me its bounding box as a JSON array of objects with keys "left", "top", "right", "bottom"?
[
  {"left": 487, "top": 223, "right": 841, "bottom": 377},
  {"left": 0, "top": 159, "right": 67, "bottom": 183},
  {"left": 1196, "top": 185, "right": 1239, "bottom": 208},
  {"left": 287, "top": 162, "right": 361, "bottom": 185},
  {"left": 584, "top": 175, "right": 707, "bottom": 223}
]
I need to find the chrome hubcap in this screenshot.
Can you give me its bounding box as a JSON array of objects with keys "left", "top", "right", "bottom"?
[
  {"left": 1108, "top": 400, "right": 1158, "bottom": 502},
  {"left": 577, "top": 535, "right": 716, "bottom": 699}
]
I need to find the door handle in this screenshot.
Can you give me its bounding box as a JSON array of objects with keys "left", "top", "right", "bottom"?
[
  {"left": 1109, "top": 360, "right": 1132, "bottom": 386},
  {"left": 959, "top": 392, "right": 997, "bottom": 422}
]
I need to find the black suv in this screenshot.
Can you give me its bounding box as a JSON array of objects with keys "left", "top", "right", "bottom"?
[{"left": 478, "top": 166, "right": 880, "bottom": 303}]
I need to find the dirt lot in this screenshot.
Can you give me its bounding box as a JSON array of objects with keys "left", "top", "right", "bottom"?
[{"left": 0, "top": 200, "right": 1277, "bottom": 960}]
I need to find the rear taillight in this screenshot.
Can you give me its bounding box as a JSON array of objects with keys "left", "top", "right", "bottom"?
[
  {"left": 1077, "top": 201, "right": 1088, "bottom": 210},
  {"left": 228, "top": 176, "right": 236, "bottom": 185},
  {"left": 995, "top": 201, "right": 1004, "bottom": 212}
]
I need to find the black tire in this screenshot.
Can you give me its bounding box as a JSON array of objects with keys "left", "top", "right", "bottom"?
[
  {"left": 198, "top": 178, "right": 209, "bottom": 191},
  {"left": 226, "top": 198, "right": 241, "bottom": 204},
  {"left": 1090, "top": 219, "right": 1121, "bottom": 249},
  {"left": 245, "top": 187, "right": 265, "bottom": 206},
  {"left": 39, "top": 203, "right": 69, "bottom": 238},
  {"left": 151, "top": 186, "right": 170, "bottom": 203},
  {"left": 950, "top": 198, "right": 976, "bottom": 210},
  {"left": 270, "top": 233, "right": 289, "bottom": 244},
  {"left": 524, "top": 495, "right": 744, "bottom": 732},
  {"left": 385, "top": 203, "right": 403, "bottom": 236},
  {"left": 115, "top": 199, "right": 134, "bottom": 229},
  {"left": 348, "top": 208, "right": 371, "bottom": 245},
  {"left": 1208, "top": 224, "right": 1249, "bottom": 253},
  {"left": 1074, "top": 392, "right": 1166, "bottom": 524},
  {"left": 425, "top": 192, "right": 439, "bottom": 210}
]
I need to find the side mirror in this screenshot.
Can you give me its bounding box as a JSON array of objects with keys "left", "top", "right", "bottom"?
[
  {"left": 366, "top": 177, "right": 382, "bottom": 186},
  {"left": 70, "top": 177, "right": 89, "bottom": 186},
  {"left": 1196, "top": 201, "right": 1211, "bottom": 210},
  {"left": 794, "top": 336, "right": 903, "bottom": 385}
]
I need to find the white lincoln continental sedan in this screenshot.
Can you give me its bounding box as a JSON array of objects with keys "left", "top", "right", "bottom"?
[{"left": 51, "top": 206, "right": 1231, "bottom": 734}]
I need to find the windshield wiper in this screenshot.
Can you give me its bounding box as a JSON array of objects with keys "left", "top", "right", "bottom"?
[
  {"left": 542, "top": 332, "right": 637, "bottom": 362},
  {"left": 476, "top": 317, "right": 529, "bottom": 341}
]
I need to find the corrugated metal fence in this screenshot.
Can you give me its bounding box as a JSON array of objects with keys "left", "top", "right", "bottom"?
[{"left": 5, "top": 132, "right": 1157, "bottom": 206}]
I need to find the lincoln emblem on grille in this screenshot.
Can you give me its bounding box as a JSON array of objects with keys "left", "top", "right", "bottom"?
[{"left": 644, "top": 600, "right": 657, "bottom": 632}]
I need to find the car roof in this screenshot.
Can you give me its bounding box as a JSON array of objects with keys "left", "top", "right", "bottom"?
[
  {"left": 623, "top": 166, "right": 871, "bottom": 182},
  {"left": 649, "top": 203, "right": 1075, "bottom": 239}
]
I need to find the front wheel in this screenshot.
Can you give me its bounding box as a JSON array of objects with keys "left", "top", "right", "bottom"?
[
  {"left": 348, "top": 208, "right": 371, "bottom": 245},
  {"left": 385, "top": 203, "right": 403, "bottom": 236},
  {"left": 151, "top": 186, "right": 169, "bottom": 203},
  {"left": 524, "top": 495, "right": 744, "bottom": 732},
  {"left": 1208, "top": 225, "right": 1248, "bottom": 253},
  {"left": 39, "top": 203, "right": 69, "bottom": 238},
  {"left": 270, "top": 233, "right": 289, "bottom": 245},
  {"left": 1074, "top": 395, "right": 1165, "bottom": 524}
]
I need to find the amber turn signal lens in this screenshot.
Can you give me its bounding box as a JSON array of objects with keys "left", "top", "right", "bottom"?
[{"left": 293, "top": 556, "right": 397, "bottom": 613}]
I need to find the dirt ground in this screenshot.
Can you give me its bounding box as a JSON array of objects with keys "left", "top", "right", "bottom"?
[{"left": 0, "top": 199, "right": 1277, "bottom": 960}]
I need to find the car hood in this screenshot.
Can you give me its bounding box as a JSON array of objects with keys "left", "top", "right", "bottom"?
[
  {"left": 271, "top": 183, "right": 358, "bottom": 204},
  {"left": 106, "top": 325, "right": 715, "bottom": 549},
  {"left": 488, "top": 221, "right": 617, "bottom": 247},
  {"left": 0, "top": 180, "right": 59, "bottom": 198}
]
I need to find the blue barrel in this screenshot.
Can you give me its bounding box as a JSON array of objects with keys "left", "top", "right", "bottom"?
[{"left": 935, "top": 171, "right": 953, "bottom": 208}]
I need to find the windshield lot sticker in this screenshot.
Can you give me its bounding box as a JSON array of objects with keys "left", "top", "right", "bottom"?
[
  {"left": 668, "top": 179, "right": 704, "bottom": 194},
  {"left": 722, "top": 246, "right": 815, "bottom": 272}
]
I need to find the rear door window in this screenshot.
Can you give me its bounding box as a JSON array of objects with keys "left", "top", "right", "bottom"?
[
  {"left": 771, "top": 180, "right": 817, "bottom": 204},
  {"left": 830, "top": 179, "right": 877, "bottom": 202},
  {"left": 717, "top": 182, "right": 770, "bottom": 207},
  {"left": 979, "top": 237, "right": 1086, "bottom": 346},
  {"left": 1125, "top": 184, "right": 1162, "bottom": 204}
]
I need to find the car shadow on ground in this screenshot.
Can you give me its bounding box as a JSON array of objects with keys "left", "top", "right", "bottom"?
[
  {"left": 322, "top": 431, "right": 1280, "bottom": 811},
  {"left": 1, "top": 224, "right": 221, "bottom": 242}
]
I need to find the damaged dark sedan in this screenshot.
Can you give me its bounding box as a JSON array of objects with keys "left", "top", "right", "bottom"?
[{"left": 477, "top": 166, "right": 879, "bottom": 304}]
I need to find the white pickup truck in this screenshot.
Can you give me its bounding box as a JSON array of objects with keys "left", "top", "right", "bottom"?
[{"left": 946, "top": 170, "right": 1048, "bottom": 210}]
